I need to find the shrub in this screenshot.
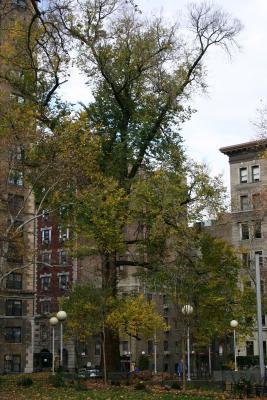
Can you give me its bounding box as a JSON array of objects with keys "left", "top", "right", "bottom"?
[
  {"left": 171, "top": 382, "right": 181, "bottom": 390},
  {"left": 232, "top": 378, "right": 252, "bottom": 398},
  {"left": 135, "top": 381, "right": 146, "bottom": 390},
  {"left": 48, "top": 373, "right": 65, "bottom": 387},
  {"left": 74, "top": 381, "right": 88, "bottom": 391},
  {"left": 138, "top": 354, "right": 149, "bottom": 371},
  {"left": 110, "top": 380, "right": 121, "bottom": 386},
  {"left": 16, "top": 377, "right": 33, "bottom": 387}
]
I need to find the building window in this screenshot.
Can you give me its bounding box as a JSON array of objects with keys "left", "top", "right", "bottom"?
[
  {"left": 242, "top": 253, "right": 250, "bottom": 267},
  {"left": 42, "top": 252, "right": 51, "bottom": 266},
  {"left": 147, "top": 340, "right": 153, "bottom": 355},
  {"left": 121, "top": 341, "right": 129, "bottom": 352},
  {"left": 41, "top": 228, "right": 51, "bottom": 244},
  {"left": 12, "top": 0, "right": 26, "bottom": 7},
  {"left": 59, "top": 226, "right": 69, "bottom": 242},
  {"left": 5, "top": 327, "right": 21, "bottom": 343},
  {"left": 5, "top": 300, "right": 22, "bottom": 316},
  {"left": 262, "top": 315, "right": 266, "bottom": 327},
  {"left": 59, "top": 250, "right": 67, "bottom": 265},
  {"left": 240, "top": 167, "right": 248, "bottom": 183},
  {"left": 7, "top": 242, "right": 23, "bottom": 263},
  {"left": 42, "top": 209, "right": 49, "bottom": 221},
  {"left": 4, "top": 355, "right": 21, "bottom": 373},
  {"left": 6, "top": 273, "right": 22, "bottom": 290},
  {"left": 164, "top": 363, "right": 169, "bottom": 372},
  {"left": 40, "top": 300, "right": 50, "bottom": 314},
  {"left": 264, "top": 341, "right": 267, "bottom": 358},
  {"left": 163, "top": 340, "right": 169, "bottom": 351},
  {"left": 255, "top": 251, "right": 263, "bottom": 268},
  {"left": 240, "top": 195, "right": 249, "bottom": 211},
  {"left": 95, "top": 343, "right": 101, "bottom": 356},
  {"left": 146, "top": 293, "right": 153, "bottom": 302},
  {"left": 8, "top": 194, "right": 24, "bottom": 214},
  {"left": 252, "top": 165, "right": 260, "bottom": 182},
  {"left": 40, "top": 324, "right": 49, "bottom": 342},
  {"left": 252, "top": 193, "right": 261, "bottom": 209},
  {"left": 58, "top": 274, "right": 68, "bottom": 290},
  {"left": 10, "top": 145, "right": 23, "bottom": 161},
  {"left": 254, "top": 221, "right": 262, "bottom": 239},
  {"left": 246, "top": 341, "right": 254, "bottom": 356},
  {"left": 8, "top": 170, "right": 23, "bottom": 187},
  {"left": 261, "top": 280, "right": 265, "bottom": 294},
  {"left": 41, "top": 276, "right": 51, "bottom": 291},
  {"left": 241, "top": 223, "right": 249, "bottom": 240},
  {"left": 175, "top": 341, "right": 179, "bottom": 354}
]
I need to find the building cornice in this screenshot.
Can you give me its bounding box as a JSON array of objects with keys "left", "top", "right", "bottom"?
[{"left": 220, "top": 139, "right": 267, "bottom": 156}]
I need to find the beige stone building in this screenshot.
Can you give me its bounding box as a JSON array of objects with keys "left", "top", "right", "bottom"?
[{"left": 220, "top": 138, "right": 267, "bottom": 358}]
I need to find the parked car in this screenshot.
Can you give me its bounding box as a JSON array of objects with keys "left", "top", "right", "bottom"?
[{"left": 78, "top": 368, "right": 102, "bottom": 379}]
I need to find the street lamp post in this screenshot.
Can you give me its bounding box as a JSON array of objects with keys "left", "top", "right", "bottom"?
[
  {"left": 56, "top": 310, "right": 67, "bottom": 368},
  {"left": 255, "top": 253, "right": 265, "bottom": 381},
  {"left": 154, "top": 333, "right": 157, "bottom": 374},
  {"left": 230, "top": 320, "right": 238, "bottom": 372},
  {"left": 49, "top": 316, "right": 59, "bottom": 375},
  {"left": 182, "top": 304, "right": 193, "bottom": 381}
]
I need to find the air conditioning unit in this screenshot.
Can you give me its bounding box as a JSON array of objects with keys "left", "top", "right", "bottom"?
[
  {"left": 163, "top": 351, "right": 170, "bottom": 356},
  {"left": 43, "top": 239, "right": 50, "bottom": 245},
  {"left": 5, "top": 355, "right": 12, "bottom": 361},
  {"left": 43, "top": 286, "right": 48, "bottom": 291}
]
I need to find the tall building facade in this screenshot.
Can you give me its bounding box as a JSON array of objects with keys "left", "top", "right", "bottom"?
[
  {"left": 0, "top": 0, "right": 37, "bottom": 373},
  {"left": 34, "top": 211, "right": 76, "bottom": 371},
  {"left": 220, "top": 139, "right": 267, "bottom": 358}
]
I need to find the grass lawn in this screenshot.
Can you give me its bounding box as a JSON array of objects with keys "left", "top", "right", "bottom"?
[
  {"left": 0, "top": 374, "right": 227, "bottom": 400},
  {"left": 0, "top": 373, "right": 225, "bottom": 400},
  {"left": 0, "top": 386, "right": 224, "bottom": 400}
]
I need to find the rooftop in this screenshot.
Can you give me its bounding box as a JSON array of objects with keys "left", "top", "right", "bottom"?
[{"left": 220, "top": 138, "right": 267, "bottom": 155}]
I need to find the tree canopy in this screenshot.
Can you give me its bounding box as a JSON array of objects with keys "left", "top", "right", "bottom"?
[{"left": 0, "top": 0, "right": 248, "bottom": 369}]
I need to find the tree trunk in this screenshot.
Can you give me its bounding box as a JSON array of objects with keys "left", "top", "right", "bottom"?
[
  {"left": 102, "top": 324, "right": 107, "bottom": 384},
  {"left": 102, "top": 253, "right": 121, "bottom": 370}
]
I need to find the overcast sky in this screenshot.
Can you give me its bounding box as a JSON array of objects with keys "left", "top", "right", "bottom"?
[{"left": 60, "top": 0, "right": 267, "bottom": 189}]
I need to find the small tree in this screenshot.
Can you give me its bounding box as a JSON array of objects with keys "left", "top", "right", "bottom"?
[
  {"left": 62, "top": 287, "right": 166, "bottom": 379},
  {"left": 62, "top": 284, "right": 117, "bottom": 384},
  {"left": 107, "top": 294, "right": 166, "bottom": 340}
]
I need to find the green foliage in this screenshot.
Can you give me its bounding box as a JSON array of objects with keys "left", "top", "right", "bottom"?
[
  {"left": 232, "top": 378, "right": 252, "bottom": 398},
  {"left": 138, "top": 354, "right": 149, "bottom": 371},
  {"left": 48, "top": 373, "right": 65, "bottom": 388},
  {"left": 135, "top": 381, "right": 146, "bottom": 390},
  {"left": 1, "top": 0, "right": 244, "bottom": 372},
  {"left": 16, "top": 377, "right": 33, "bottom": 387},
  {"left": 62, "top": 284, "right": 117, "bottom": 342},
  {"left": 142, "top": 231, "right": 255, "bottom": 346},
  {"left": 110, "top": 380, "right": 121, "bottom": 386},
  {"left": 74, "top": 381, "right": 88, "bottom": 391},
  {"left": 237, "top": 355, "right": 261, "bottom": 369},
  {"left": 107, "top": 294, "right": 166, "bottom": 339},
  {"left": 171, "top": 382, "right": 181, "bottom": 390}
]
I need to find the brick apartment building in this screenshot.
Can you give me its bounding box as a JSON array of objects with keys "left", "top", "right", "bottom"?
[{"left": 33, "top": 211, "right": 76, "bottom": 370}]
